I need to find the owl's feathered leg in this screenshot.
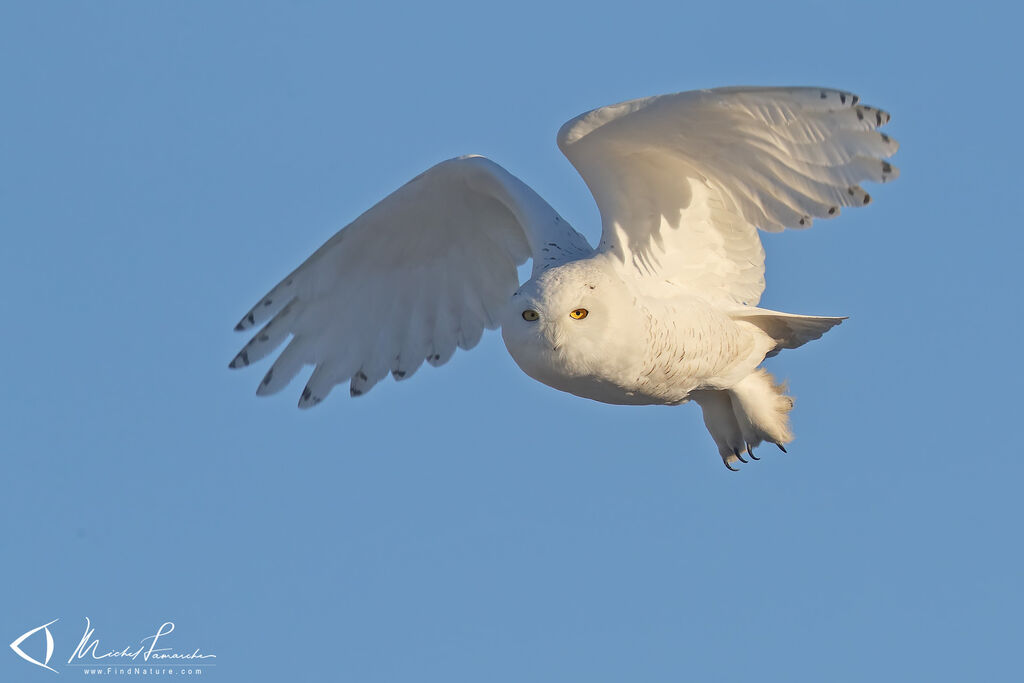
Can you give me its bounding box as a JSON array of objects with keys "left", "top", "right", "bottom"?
[
  {"left": 691, "top": 390, "right": 748, "bottom": 471},
  {"left": 727, "top": 368, "right": 794, "bottom": 453},
  {"left": 692, "top": 369, "right": 794, "bottom": 470}
]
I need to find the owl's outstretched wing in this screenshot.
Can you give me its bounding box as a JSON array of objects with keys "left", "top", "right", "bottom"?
[
  {"left": 229, "top": 155, "right": 591, "bottom": 405},
  {"left": 557, "top": 86, "right": 898, "bottom": 305}
]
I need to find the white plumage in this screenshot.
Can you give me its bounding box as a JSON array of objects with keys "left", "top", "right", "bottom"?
[{"left": 230, "top": 86, "right": 898, "bottom": 470}]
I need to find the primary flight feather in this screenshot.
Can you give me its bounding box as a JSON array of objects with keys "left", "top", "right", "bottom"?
[{"left": 229, "top": 86, "right": 898, "bottom": 470}]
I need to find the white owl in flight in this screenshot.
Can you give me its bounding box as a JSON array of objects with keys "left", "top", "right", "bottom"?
[{"left": 230, "top": 86, "right": 898, "bottom": 470}]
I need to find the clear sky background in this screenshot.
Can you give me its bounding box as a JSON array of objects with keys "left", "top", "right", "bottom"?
[{"left": 2, "top": 1, "right": 1020, "bottom": 681}]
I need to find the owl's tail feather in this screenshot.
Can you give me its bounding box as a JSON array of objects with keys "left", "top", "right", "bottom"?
[
  {"left": 729, "top": 307, "right": 845, "bottom": 358},
  {"left": 692, "top": 369, "right": 794, "bottom": 470}
]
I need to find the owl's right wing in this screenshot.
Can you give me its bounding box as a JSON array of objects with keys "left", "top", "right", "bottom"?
[
  {"left": 557, "top": 86, "right": 898, "bottom": 305},
  {"left": 228, "top": 155, "right": 592, "bottom": 405}
]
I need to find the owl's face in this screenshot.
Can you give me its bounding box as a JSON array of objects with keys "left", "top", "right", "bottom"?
[{"left": 500, "top": 261, "right": 641, "bottom": 398}]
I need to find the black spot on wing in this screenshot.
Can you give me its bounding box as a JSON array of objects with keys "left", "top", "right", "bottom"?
[{"left": 229, "top": 350, "right": 250, "bottom": 369}]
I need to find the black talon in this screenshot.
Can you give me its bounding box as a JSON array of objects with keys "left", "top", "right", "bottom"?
[
  {"left": 733, "top": 447, "right": 747, "bottom": 464},
  {"left": 776, "top": 443, "right": 788, "bottom": 454},
  {"left": 747, "top": 446, "right": 759, "bottom": 461},
  {"left": 724, "top": 460, "right": 739, "bottom": 472}
]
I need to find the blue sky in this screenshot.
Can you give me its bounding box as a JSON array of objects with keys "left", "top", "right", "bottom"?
[{"left": 2, "top": 1, "right": 1020, "bottom": 681}]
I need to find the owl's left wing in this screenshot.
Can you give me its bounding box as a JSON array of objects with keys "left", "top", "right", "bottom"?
[
  {"left": 229, "top": 155, "right": 591, "bottom": 406},
  {"left": 557, "top": 86, "right": 898, "bottom": 305}
]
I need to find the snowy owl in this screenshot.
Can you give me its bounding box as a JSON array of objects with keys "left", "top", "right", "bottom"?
[{"left": 230, "top": 86, "right": 898, "bottom": 470}]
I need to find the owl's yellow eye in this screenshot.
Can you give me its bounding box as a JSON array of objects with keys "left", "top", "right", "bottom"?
[
  {"left": 522, "top": 309, "right": 539, "bottom": 321},
  {"left": 570, "top": 308, "right": 588, "bottom": 320}
]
